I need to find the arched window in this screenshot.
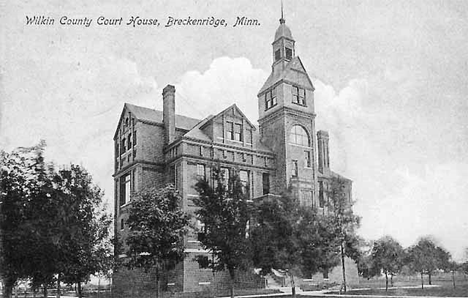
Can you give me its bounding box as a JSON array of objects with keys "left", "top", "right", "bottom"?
[{"left": 290, "top": 125, "right": 310, "bottom": 147}]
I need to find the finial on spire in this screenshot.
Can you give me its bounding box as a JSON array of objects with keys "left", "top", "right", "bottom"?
[{"left": 280, "top": 0, "right": 285, "bottom": 24}]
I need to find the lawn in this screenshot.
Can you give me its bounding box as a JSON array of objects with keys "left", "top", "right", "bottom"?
[
  {"left": 323, "top": 275, "right": 468, "bottom": 297},
  {"left": 333, "top": 285, "right": 468, "bottom": 297}
]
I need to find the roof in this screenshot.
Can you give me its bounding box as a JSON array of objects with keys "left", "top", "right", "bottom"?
[
  {"left": 274, "top": 21, "right": 293, "bottom": 41},
  {"left": 125, "top": 103, "right": 200, "bottom": 130},
  {"left": 258, "top": 56, "right": 315, "bottom": 95}
]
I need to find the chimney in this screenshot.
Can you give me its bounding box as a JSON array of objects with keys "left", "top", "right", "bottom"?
[
  {"left": 317, "top": 130, "right": 330, "bottom": 173},
  {"left": 163, "top": 84, "right": 176, "bottom": 145}
]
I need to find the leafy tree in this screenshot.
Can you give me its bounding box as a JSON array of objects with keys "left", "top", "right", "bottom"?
[
  {"left": 369, "top": 236, "right": 405, "bottom": 291},
  {"left": 324, "top": 176, "right": 361, "bottom": 293},
  {"left": 407, "top": 236, "right": 451, "bottom": 288},
  {"left": 53, "top": 165, "right": 113, "bottom": 298},
  {"left": 1, "top": 144, "right": 112, "bottom": 298},
  {"left": 193, "top": 167, "right": 252, "bottom": 298},
  {"left": 0, "top": 142, "right": 52, "bottom": 298},
  {"left": 125, "top": 184, "right": 190, "bottom": 298},
  {"left": 250, "top": 192, "right": 301, "bottom": 297}
]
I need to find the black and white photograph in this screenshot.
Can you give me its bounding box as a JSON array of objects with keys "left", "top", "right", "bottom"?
[{"left": 1, "top": 1, "right": 468, "bottom": 297}]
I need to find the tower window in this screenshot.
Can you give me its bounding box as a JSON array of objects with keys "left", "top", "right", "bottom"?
[
  {"left": 305, "top": 151, "right": 311, "bottom": 168},
  {"left": 290, "top": 125, "right": 310, "bottom": 147},
  {"left": 197, "top": 164, "right": 206, "bottom": 180},
  {"left": 262, "top": 173, "right": 270, "bottom": 195},
  {"left": 133, "top": 131, "right": 137, "bottom": 146},
  {"left": 319, "top": 181, "right": 325, "bottom": 208},
  {"left": 120, "top": 173, "right": 131, "bottom": 206},
  {"left": 275, "top": 49, "right": 281, "bottom": 61},
  {"left": 285, "top": 47, "right": 292, "bottom": 60},
  {"left": 265, "top": 87, "right": 277, "bottom": 110},
  {"left": 291, "top": 160, "right": 298, "bottom": 177},
  {"left": 127, "top": 134, "right": 132, "bottom": 149},
  {"left": 292, "top": 86, "right": 306, "bottom": 105}
]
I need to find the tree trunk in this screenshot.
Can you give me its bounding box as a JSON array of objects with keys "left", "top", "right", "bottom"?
[
  {"left": 97, "top": 277, "right": 101, "bottom": 298},
  {"left": 452, "top": 270, "right": 456, "bottom": 289},
  {"left": 428, "top": 272, "right": 432, "bottom": 285},
  {"left": 420, "top": 273, "right": 424, "bottom": 289},
  {"left": 43, "top": 286, "right": 48, "bottom": 298},
  {"left": 385, "top": 271, "right": 388, "bottom": 292},
  {"left": 289, "top": 272, "right": 295, "bottom": 298},
  {"left": 390, "top": 274, "right": 394, "bottom": 287},
  {"left": 77, "top": 282, "right": 82, "bottom": 298},
  {"left": 56, "top": 274, "right": 61, "bottom": 298},
  {"left": 340, "top": 242, "right": 347, "bottom": 293},
  {"left": 229, "top": 269, "right": 235, "bottom": 298},
  {"left": 156, "top": 276, "right": 160, "bottom": 298}
]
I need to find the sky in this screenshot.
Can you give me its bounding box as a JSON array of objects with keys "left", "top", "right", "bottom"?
[{"left": 1, "top": 0, "right": 468, "bottom": 260}]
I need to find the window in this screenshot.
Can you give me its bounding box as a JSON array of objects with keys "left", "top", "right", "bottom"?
[
  {"left": 120, "top": 174, "right": 131, "bottom": 206},
  {"left": 125, "top": 117, "right": 129, "bottom": 127},
  {"left": 234, "top": 123, "right": 242, "bottom": 141},
  {"left": 262, "top": 173, "right": 270, "bottom": 195},
  {"left": 196, "top": 219, "right": 206, "bottom": 242},
  {"left": 127, "top": 134, "right": 132, "bottom": 149},
  {"left": 133, "top": 131, "right": 137, "bottom": 146},
  {"left": 120, "top": 138, "right": 126, "bottom": 154},
  {"left": 275, "top": 49, "right": 281, "bottom": 61},
  {"left": 197, "top": 164, "right": 206, "bottom": 180},
  {"left": 220, "top": 167, "right": 230, "bottom": 187},
  {"left": 120, "top": 218, "right": 125, "bottom": 230},
  {"left": 199, "top": 146, "right": 204, "bottom": 156},
  {"left": 239, "top": 170, "right": 250, "bottom": 197},
  {"left": 227, "top": 121, "right": 234, "bottom": 140},
  {"left": 286, "top": 47, "right": 292, "bottom": 60},
  {"left": 265, "top": 87, "right": 277, "bottom": 110},
  {"left": 290, "top": 125, "right": 310, "bottom": 147},
  {"left": 292, "top": 86, "right": 306, "bottom": 105},
  {"left": 305, "top": 151, "right": 311, "bottom": 168},
  {"left": 291, "top": 160, "right": 298, "bottom": 177},
  {"left": 115, "top": 143, "right": 119, "bottom": 157},
  {"left": 319, "top": 181, "right": 325, "bottom": 208}
]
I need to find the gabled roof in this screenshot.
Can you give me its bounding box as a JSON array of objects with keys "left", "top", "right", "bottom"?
[
  {"left": 202, "top": 104, "right": 256, "bottom": 130},
  {"left": 125, "top": 103, "right": 200, "bottom": 129},
  {"left": 258, "top": 56, "right": 315, "bottom": 95},
  {"left": 113, "top": 103, "right": 201, "bottom": 139},
  {"left": 183, "top": 115, "right": 215, "bottom": 142}
]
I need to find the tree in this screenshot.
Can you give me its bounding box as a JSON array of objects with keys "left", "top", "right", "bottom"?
[
  {"left": 369, "top": 236, "right": 405, "bottom": 291},
  {"left": 1, "top": 144, "right": 112, "bottom": 298},
  {"left": 193, "top": 167, "right": 252, "bottom": 298},
  {"left": 0, "top": 142, "right": 51, "bottom": 298},
  {"left": 407, "top": 236, "right": 451, "bottom": 288},
  {"left": 324, "top": 176, "right": 361, "bottom": 293},
  {"left": 125, "top": 184, "right": 189, "bottom": 298},
  {"left": 250, "top": 192, "right": 301, "bottom": 297},
  {"left": 53, "top": 165, "right": 113, "bottom": 298}
]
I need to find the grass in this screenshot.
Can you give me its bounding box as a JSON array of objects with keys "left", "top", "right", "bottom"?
[
  {"left": 324, "top": 275, "right": 468, "bottom": 297},
  {"left": 336, "top": 285, "right": 468, "bottom": 297}
]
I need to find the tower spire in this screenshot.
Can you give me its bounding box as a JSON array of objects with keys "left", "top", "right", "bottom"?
[{"left": 280, "top": 0, "right": 285, "bottom": 24}]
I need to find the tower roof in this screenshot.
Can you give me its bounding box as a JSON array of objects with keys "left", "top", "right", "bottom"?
[
  {"left": 274, "top": 21, "right": 293, "bottom": 41},
  {"left": 274, "top": 3, "right": 293, "bottom": 42}
]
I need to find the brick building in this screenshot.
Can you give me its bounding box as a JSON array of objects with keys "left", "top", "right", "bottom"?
[{"left": 113, "top": 15, "right": 357, "bottom": 293}]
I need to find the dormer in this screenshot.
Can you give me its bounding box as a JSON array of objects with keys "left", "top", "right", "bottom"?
[{"left": 200, "top": 104, "right": 256, "bottom": 148}]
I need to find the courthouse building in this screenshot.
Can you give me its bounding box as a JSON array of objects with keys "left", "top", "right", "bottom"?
[{"left": 113, "top": 15, "right": 357, "bottom": 293}]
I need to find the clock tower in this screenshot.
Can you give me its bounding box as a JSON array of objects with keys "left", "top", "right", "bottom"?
[{"left": 258, "top": 14, "right": 318, "bottom": 205}]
